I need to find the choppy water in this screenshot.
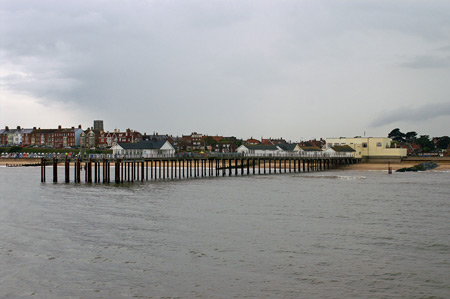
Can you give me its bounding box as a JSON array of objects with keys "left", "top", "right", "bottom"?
[{"left": 1, "top": 166, "right": 449, "bottom": 298}]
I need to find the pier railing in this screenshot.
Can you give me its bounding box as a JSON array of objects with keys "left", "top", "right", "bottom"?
[{"left": 112, "top": 151, "right": 355, "bottom": 159}]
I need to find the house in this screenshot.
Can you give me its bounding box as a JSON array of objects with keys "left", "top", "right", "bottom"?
[
  {"left": 177, "top": 132, "right": 205, "bottom": 151},
  {"left": 142, "top": 133, "right": 172, "bottom": 143},
  {"left": 0, "top": 128, "right": 7, "bottom": 145},
  {"left": 270, "top": 138, "right": 288, "bottom": 145},
  {"left": 299, "top": 138, "right": 326, "bottom": 148},
  {"left": 0, "top": 126, "right": 34, "bottom": 146},
  {"left": 237, "top": 144, "right": 283, "bottom": 156},
  {"left": 325, "top": 137, "right": 407, "bottom": 161},
  {"left": 260, "top": 138, "right": 273, "bottom": 146},
  {"left": 200, "top": 135, "right": 238, "bottom": 153},
  {"left": 80, "top": 128, "right": 100, "bottom": 148},
  {"left": 244, "top": 138, "right": 260, "bottom": 145},
  {"left": 97, "top": 128, "right": 143, "bottom": 148},
  {"left": 112, "top": 140, "right": 176, "bottom": 158},
  {"left": 30, "top": 125, "right": 83, "bottom": 148},
  {"left": 214, "top": 137, "right": 238, "bottom": 153}
]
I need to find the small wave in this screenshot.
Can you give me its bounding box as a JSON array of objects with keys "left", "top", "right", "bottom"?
[
  {"left": 427, "top": 243, "right": 450, "bottom": 252},
  {"left": 302, "top": 174, "right": 366, "bottom": 180},
  {"left": 431, "top": 170, "right": 450, "bottom": 173}
]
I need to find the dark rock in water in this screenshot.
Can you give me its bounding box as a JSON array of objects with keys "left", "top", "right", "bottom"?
[{"left": 396, "top": 162, "right": 439, "bottom": 172}]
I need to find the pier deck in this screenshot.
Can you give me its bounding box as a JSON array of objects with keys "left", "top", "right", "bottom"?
[{"left": 40, "top": 156, "right": 359, "bottom": 183}]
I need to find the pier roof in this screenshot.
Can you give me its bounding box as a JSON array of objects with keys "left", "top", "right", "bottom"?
[
  {"left": 330, "top": 145, "right": 355, "bottom": 152},
  {"left": 117, "top": 140, "right": 168, "bottom": 150},
  {"left": 300, "top": 146, "right": 322, "bottom": 151},
  {"left": 245, "top": 144, "right": 279, "bottom": 150},
  {"left": 278, "top": 144, "right": 298, "bottom": 151}
]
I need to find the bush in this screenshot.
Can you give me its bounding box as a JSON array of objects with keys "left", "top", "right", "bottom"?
[{"left": 8, "top": 146, "right": 22, "bottom": 153}]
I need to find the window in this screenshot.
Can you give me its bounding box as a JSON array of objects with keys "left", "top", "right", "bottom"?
[
  {"left": 362, "top": 143, "right": 368, "bottom": 148},
  {"left": 376, "top": 142, "right": 382, "bottom": 147}
]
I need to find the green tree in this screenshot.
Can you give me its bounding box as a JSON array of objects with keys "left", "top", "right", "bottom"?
[
  {"left": 8, "top": 146, "right": 22, "bottom": 153},
  {"left": 388, "top": 128, "right": 405, "bottom": 142},
  {"left": 435, "top": 136, "right": 450, "bottom": 149},
  {"left": 416, "top": 135, "right": 434, "bottom": 152},
  {"left": 405, "top": 131, "right": 417, "bottom": 142}
]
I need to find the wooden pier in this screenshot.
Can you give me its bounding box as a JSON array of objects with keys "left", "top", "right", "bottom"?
[{"left": 40, "top": 156, "right": 358, "bottom": 184}]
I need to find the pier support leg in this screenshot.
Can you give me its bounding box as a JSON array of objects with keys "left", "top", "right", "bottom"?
[{"left": 53, "top": 157, "right": 58, "bottom": 183}]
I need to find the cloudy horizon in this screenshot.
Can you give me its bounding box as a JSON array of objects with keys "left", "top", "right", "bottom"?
[{"left": 1, "top": 0, "right": 449, "bottom": 141}]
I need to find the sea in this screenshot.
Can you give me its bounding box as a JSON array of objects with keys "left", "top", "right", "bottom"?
[{"left": 0, "top": 166, "right": 449, "bottom": 298}]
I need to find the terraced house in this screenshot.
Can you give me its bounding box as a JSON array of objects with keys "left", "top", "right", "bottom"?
[
  {"left": 0, "top": 126, "right": 34, "bottom": 146},
  {"left": 29, "top": 125, "right": 83, "bottom": 148}
]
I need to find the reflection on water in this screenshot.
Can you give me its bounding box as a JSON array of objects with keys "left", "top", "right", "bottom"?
[{"left": 1, "top": 167, "right": 449, "bottom": 298}]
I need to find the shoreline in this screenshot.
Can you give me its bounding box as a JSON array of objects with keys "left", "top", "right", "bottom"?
[{"left": 341, "top": 162, "right": 450, "bottom": 171}]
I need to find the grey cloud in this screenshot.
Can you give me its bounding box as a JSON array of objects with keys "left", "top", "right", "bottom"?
[
  {"left": 370, "top": 102, "right": 450, "bottom": 128},
  {"left": 400, "top": 55, "right": 450, "bottom": 69},
  {"left": 437, "top": 45, "right": 450, "bottom": 52},
  {"left": 2, "top": 0, "right": 450, "bottom": 138}
]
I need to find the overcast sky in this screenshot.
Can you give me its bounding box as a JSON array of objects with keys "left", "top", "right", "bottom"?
[{"left": 1, "top": 0, "right": 449, "bottom": 141}]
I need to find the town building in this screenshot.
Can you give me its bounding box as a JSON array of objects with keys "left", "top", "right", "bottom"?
[
  {"left": 177, "top": 132, "right": 205, "bottom": 151},
  {"left": 26, "top": 125, "right": 83, "bottom": 147},
  {"left": 244, "top": 138, "right": 260, "bottom": 145},
  {"left": 142, "top": 133, "right": 172, "bottom": 142},
  {"left": 80, "top": 128, "right": 100, "bottom": 148},
  {"left": 0, "top": 126, "right": 34, "bottom": 146},
  {"left": 93, "top": 120, "right": 104, "bottom": 132},
  {"left": 96, "top": 129, "right": 143, "bottom": 148},
  {"left": 325, "top": 137, "right": 407, "bottom": 161}
]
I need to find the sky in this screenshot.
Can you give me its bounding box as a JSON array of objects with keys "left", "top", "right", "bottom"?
[{"left": 1, "top": 0, "right": 450, "bottom": 141}]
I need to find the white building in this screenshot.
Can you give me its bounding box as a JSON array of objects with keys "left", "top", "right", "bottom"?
[
  {"left": 112, "top": 140, "right": 175, "bottom": 158},
  {"left": 237, "top": 144, "right": 283, "bottom": 156},
  {"left": 325, "top": 137, "right": 407, "bottom": 161}
]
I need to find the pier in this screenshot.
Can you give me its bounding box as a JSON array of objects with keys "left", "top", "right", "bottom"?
[{"left": 40, "top": 155, "right": 358, "bottom": 183}]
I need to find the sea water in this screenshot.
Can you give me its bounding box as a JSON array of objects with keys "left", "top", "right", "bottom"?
[{"left": 1, "top": 166, "right": 449, "bottom": 298}]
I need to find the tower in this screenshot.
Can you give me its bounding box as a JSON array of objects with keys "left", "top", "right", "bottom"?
[{"left": 93, "top": 120, "right": 104, "bottom": 132}]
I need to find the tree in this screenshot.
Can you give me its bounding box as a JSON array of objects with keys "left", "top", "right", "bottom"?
[
  {"left": 416, "top": 135, "right": 434, "bottom": 152},
  {"left": 405, "top": 131, "right": 417, "bottom": 142},
  {"left": 388, "top": 128, "right": 406, "bottom": 142},
  {"left": 435, "top": 136, "right": 450, "bottom": 149}
]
